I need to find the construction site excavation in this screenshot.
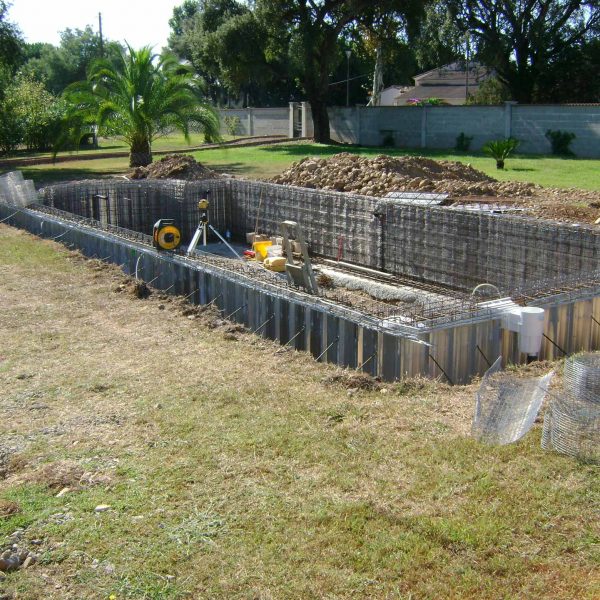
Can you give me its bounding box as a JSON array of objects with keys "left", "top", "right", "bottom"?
[{"left": 3, "top": 157, "right": 600, "bottom": 384}]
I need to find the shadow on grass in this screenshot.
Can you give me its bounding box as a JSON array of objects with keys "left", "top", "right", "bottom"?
[
  {"left": 21, "top": 166, "right": 126, "bottom": 186},
  {"left": 209, "top": 162, "right": 256, "bottom": 175},
  {"left": 261, "top": 143, "right": 481, "bottom": 160}
]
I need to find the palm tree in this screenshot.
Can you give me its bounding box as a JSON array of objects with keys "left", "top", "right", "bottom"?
[{"left": 61, "top": 45, "right": 220, "bottom": 167}]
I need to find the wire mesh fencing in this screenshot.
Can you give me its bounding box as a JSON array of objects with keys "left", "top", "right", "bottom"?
[
  {"left": 542, "top": 353, "right": 600, "bottom": 462},
  {"left": 0, "top": 171, "right": 40, "bottom": 207},
  {"left": 472, "top": 356, "right": 555, "bottom": 445}
]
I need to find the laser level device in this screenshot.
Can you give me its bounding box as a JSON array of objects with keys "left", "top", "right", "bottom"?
[
  {"left": 187, "top": 190, "right": 241, "bottom": 259},
  {"left": 153, "top": 218, "right": 181, "bottom": 251}
]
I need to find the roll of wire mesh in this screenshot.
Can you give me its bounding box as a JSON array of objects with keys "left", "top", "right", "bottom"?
[{"left": 542, "top": 353, "right": 600, "bottom": 462}]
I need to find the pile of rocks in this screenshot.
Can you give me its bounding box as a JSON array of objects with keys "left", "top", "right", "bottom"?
[
  {"left": 129, "top": 154, "right": 221, "bottom": 181},
  {"left": 0, "top": 528, "right": 38, "bottom": 577},
  {"left": 270, "top": 153, "right": 538, "bottom": 198}
]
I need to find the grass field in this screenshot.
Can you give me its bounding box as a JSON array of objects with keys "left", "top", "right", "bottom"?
[
  {"left": 0, "top": 225, "right": 598, "bottom": 599},
  {"left": 12, "top": 140, "right": 600, "bottom": 191}
]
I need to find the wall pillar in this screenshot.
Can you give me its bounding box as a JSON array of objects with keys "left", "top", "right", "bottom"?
[
  {"left": 247, "top": 108, "right": 254, "bottom": 136},
  {"left": 301, "top": 102, "right": 311, "bottom": 138},
  {"left": 504, "top": 101, "right": 517, "bottom": 138},
  {"left": 420, "top": 105, "right": 428, "bottom": 148},
  {"left": 288, "top": 102, "right": 297, "bottom": 138}
]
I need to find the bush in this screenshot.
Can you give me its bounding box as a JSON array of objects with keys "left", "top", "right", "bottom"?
[
  {"left": 483, "top": 138, "right": 520, "bottom": 169},
  {"left": 545, "top": 129, "right": 576, "bottom": 156},
  {"left": 455, "top": 132, "right": 473, "bottom": 152},
  {"left": 7, "top": 74, "right": 66, "bottom": 152},
  {"left": 223, "top": 115, "right": 241, "bottom": 137}
]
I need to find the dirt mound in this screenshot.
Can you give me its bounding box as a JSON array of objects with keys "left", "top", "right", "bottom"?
[
  {"left": 129, "top": 154, "right": 221, "bottom": 181},
  {"left": 270, "top": 152, "right": 537, "bottom": 198}
]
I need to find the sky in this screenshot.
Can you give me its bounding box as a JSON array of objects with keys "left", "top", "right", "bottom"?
[{"left": 7, "top": 0, "right": 183, "bottom": 50}]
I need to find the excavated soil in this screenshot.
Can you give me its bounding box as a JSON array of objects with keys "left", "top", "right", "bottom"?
[
  {"left": 270, "top": 153, "right": 600, "bottom": 224},
  {"left": 129, "top": 153, "right": 222, "bottom": 181}
]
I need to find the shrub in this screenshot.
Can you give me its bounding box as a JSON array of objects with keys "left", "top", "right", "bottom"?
[
  {"left": 455, "top": 132, "right": 473, "bottom": 152},
  {"left": 483, "top": 137, "right": 520, "bottom": 169},
  {"left": 223, "top": 115, "right": 241, "bottom": 137},
  {"left": 545, "top": 129, "right": 576, "bottom": 156}
]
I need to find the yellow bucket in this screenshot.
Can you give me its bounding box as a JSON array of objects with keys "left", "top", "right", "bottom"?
[{"left": 252, "top": 240, "right": 272, "bottom": 262}]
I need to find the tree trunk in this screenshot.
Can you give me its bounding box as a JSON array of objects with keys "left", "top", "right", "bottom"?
[
  {"left": 129, "top": 137, "right": 152, "bottom": 167},
  {"left": 309, "top": 98, "right": 330, "bottom": 143}
]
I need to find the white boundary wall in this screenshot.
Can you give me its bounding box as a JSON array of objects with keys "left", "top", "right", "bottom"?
[{"left": 220, "top": 103, "right": 600, "bottom": 157}]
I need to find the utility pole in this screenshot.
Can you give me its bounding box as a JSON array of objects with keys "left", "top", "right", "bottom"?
[
  {"left": 345, "top": 50, "right": 351, "bottom": 107},
  {"left": 465, "top": 32, "right": 470, "bottom": 102},
  {"left": 98, "top": 12, "right": 104, "bottom": 58}
]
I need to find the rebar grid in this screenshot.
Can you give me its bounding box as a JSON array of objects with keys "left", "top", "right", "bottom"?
[{"left": 35, "top": 177, "right": 600, "bottom": 321}]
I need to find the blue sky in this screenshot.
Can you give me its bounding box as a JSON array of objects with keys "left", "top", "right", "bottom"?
[{"left": 8, "top": 0, "right": 183, "bottom": 50}]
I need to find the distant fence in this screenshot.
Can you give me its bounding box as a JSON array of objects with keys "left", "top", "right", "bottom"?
[
  {"left": 219, "top": 102, "right": 600, "bottom": 158},
  {"left": 217, "top": 107, "right": 289, "bottom": 137}
]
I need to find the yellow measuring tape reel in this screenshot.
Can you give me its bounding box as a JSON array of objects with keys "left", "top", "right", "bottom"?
[{"left": 153, "top": 219, "right": 181, "bottom": 251}]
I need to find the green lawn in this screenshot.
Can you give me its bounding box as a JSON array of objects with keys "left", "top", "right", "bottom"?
[
  {"left": 11, "top": 141, "right": 600, "bottom": 191},
  {"left": 0, "top": 133, "right": 231, "bottom": 163}
]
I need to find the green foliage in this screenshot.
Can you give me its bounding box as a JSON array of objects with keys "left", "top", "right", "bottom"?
[
  {"left": 223, "top": 115, "right": 241, "bottom": 136},
  {"left": 545, "top": 130, "right": 576, "bottom": 156},
  {"left": 169, "top": 0, "right": 296, "bottom": 106},
  {"left": 455, "top": 132, "right": 472, "bottom": 152},
  {"left": 449, "top": 0, "right": 600, "bottom": 103},
  {"left": 21, "top": 27, "right": 123, "bottom": 95},
  {"left": 483, "top": 137, "right": 520, "bottom": 169},
  {"left": 0, "top": 0, "right": 23, "bottom": 72},
  {"left": 0, "top": 72, "right": 66, "bottom": 153},
  {"left": 407, "top": 97, "right": 445, "bottom": 106},
  {"left": 414, "top": 0, "right": 463, "bottom": 71},
  {"left": 60, "top": 45, "right": 220, "bottom": 166},
  {"left": 467, "top": 76, "right": 511, "bottom": 105}
]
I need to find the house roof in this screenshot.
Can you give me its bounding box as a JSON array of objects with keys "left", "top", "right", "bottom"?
[
  {"left": 413, "top": 62, "right": 492, "bottom": 86},
  {"left": 394, "top": 83, "right": 482, "bottom": 105}
]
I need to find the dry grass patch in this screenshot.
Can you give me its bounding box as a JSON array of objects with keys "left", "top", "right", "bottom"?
[{"left": 0, "top": 224, "right": 598, "bottom": 600}]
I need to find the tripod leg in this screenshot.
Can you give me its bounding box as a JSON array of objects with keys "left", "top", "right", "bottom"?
[
  {"left": 187, "top": 225, "right": 203, "bottom": 256},
  {"left": 208, "top": 224, "right": 242, "bottom": 259}
]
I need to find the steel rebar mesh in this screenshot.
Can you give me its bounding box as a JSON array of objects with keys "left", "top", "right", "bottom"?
[
  {"left": 472, "top": 357, "right": 555, "bottom": 445},
  {"left": 542, "top": 353, "right": 600, "bottom": 462},
  {"left": 37, "top": 178, "right": 600, "bottom": 324}
]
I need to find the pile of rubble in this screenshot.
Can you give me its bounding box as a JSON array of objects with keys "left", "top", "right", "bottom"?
[
  {"left": 270, "top": 153, "right": 538, "bottom": 198},
  {"left": 129, "top": 154, "right": 221, "bottom": 181},
  {"left": 269, "top": 152, "right": 600, "bottom": 223}
]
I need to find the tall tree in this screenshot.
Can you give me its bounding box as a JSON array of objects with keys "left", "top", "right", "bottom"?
[
  {"left": 0, "top": 0, "right": 23, "bottom": 72},
  {"left": 169, "top": 0, "right": 299, "bottom": 106},
  {"left": 449, "top": 0, "right": 600, "bottom": 102},
  {"left": 22, "top": 27, "right": 123, "bottom": 95},
  {"left": 257, "top": 1, "right": 423, "bottom": 142},
  {"left": 61, "top": 46, "right": 220, "bottom": 166}
]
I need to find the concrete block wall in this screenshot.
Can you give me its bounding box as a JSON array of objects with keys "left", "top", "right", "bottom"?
[
  {"left": 218, "top": 103, "right": 600, "bottom": 156},
  {"left": 218, "top": 107, "right": 289, "bottom": 137},
  {"left": 424, "top": 106, "right": 505, "bottom": 150},
  {"left": 512, "top": 105, "right": 600, "bottom": 156},
  {"left": 322, "top": 104, "right": 600, "bottom": 157}
]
